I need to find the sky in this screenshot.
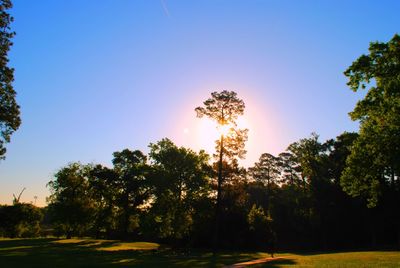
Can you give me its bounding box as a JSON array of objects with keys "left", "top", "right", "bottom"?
[{"left": 1, "top": 0, "right": 399, "bottom": 206}]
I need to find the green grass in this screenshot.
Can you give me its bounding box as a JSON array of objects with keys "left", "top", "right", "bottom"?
[
  {"left": 256, "top": 251, "right": 400, "bottom": 268},
  {"left": 0, "top": 238, "right": 399, "bottom": 267},
  {"left": 0, "top": 238, "right": 268, "bottom": 267}
]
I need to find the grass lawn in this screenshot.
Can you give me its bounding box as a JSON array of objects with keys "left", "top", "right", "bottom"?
[
  {"left": 257, "top": 251, "right": 400, "bottom": 268},
  {"left": 0, "top": 238, "right": 399, "bottom": 267}
]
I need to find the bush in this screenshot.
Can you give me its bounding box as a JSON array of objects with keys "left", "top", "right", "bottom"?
[{"left": 0, "top": 203, "right": 43, "bottom": 238}]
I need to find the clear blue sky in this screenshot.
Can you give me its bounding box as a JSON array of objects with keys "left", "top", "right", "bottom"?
[{"left": 1, "top": 0, "right": 399, "bottom": 206}]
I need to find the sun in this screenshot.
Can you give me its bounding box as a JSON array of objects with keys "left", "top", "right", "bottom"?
[
  {"left": 193, "top": 116, "right": 249, "bottom": 154},
  {"left": 173, "top": 91, "right": 282, "bottom": 167},
  {"left": 217, "top": 123, "right": 231, "bottom": 136}
]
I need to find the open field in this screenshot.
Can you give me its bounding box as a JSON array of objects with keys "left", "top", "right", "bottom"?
[{"left": 0, "top": 238, "right": 399, "bottom": 267}]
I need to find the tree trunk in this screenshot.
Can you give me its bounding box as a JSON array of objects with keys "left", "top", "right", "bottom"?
[
  {"left": 213, "top": 134, "right": 224, "bottom": 254},
  {"left": 123, "top": 193, "right": 130, "bottom": 239},
  {"left": 370, "top": 210, "right": 377, "bottom": 248},
  {"left": 397, "top": 225, "right": 400, "bottom": 250}
]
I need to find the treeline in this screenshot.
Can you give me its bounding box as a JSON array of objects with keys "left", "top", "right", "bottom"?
[
  {"left": 43, "top": 134, "right": 399, "bottom": 249},
  {"left": 1, "top": 133, "right": 398, "bottom": 250}
]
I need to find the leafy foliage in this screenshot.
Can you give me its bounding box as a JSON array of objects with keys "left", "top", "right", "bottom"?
[
  {"left": 0, "top": 203, "right": 43, "bottom": 237},
  {"left": 47, "top": 163, "right": 95, "bottom": 238},
  {"left": 147, "top": 138, "right": 211, "bottom": 242},
  {"left": 195, "top": 90, "right": 245, "bottom": 126},
  {"left": 341, "top": 34, "right": 400, "bottom": 208},
  {"left": 0, "top": 0, "right": 20, "bottom": 160}
]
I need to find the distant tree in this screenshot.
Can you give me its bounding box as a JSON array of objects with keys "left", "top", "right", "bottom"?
[
  {"left": 0, "top": 203, "right": 43, "bottom": 238},
  {"left": 147, "top": 138, "right": 211, "bottom": 243},
  {"left": 286, "top": 133, "right": 334, "bottom": 248},
  {"left": 328, "top": 132, "right": 358, "bottom": 184},
  {"left": 0, "top": 0, "right": 20, "bottom": 160},
  {"left": 111, "top": 149, "right": 150, "bottom": 238},
  {"left": 195, "top": 90, "right": 247, "bottom": 251},
  {"left": 47, "top": 163, "right": 95, "bottom": 238},
  {"left": 248, "top": 153, "right": 280, "bottom": 214},
  {"left": 249, "top": 153, "right": 280, "bottom": 189},
  {"left": 277, "top": 152, "right": 301, "bottom": 186},
  {"left": 88, "top": 164, "right": 119, "bottom": 238},
  {"left": 341, "top": 34, "right": 400, "bottom": 247},
  {"left": 287, "top": 133, "right": 327, "bottom": 190},
  {"left": 247, "top": 204, "right": 275, "bottom": 255}
]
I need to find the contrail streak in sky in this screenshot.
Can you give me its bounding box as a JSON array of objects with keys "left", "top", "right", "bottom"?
[{"left": 161, "top": 0, "right": 170, "bottom": 17}]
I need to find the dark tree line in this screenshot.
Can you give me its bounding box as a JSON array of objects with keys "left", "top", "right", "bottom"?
[
  {"left": 17, "top": 130, "right": 390, "bottom": 250},
  {"left": 2, "top": 131, "right": 397, "bottom": 250}
]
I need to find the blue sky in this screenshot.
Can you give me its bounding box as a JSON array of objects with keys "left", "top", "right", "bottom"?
[{"left": 1, "top": 0, "right": 399, "bottom": 206}]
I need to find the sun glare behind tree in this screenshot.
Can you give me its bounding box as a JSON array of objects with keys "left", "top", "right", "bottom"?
[{"left": 195, "top": 90, "right": 248, "bottom": 253}]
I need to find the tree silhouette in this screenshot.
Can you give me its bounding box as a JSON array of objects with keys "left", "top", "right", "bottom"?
[
  {"left": 112, "top": 149, "right": 150, "bottom": 237},
  {"left": 195, "top": 90, "right": 246, "bottom": 252},
  {"left": 249, "top": 153, "right": 280, "bottom": 211},
  {"left": 249, "top": 153, "right": 280, "bottom": 189},
  {"left": 0, "top": 0, "right": 20, "bottom": 160},
  {"left": 47, "top": 163, "right": 95, "bottom": 238}
]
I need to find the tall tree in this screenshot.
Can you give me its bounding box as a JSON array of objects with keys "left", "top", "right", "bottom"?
[
  {"left": 341, "top": 34, "right": 400, "bottom": 205},
  {"left": 195, "top": 90, "right": 247, "bottom": 251},
  {"left": 341, "top": 34, "right": 400, "bottom": 247},
  {"left": 248, "top": 153, "right": 280, "bottom": 212},
  {"left": 0, "top": 0, "right": 20, "bottom": 160}
]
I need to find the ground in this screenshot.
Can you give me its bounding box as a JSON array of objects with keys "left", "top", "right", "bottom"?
[{"left": 0, "top": 238, "right": 399, "bottom": 267}]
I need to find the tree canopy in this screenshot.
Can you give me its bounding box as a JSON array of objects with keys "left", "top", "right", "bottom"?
[
  {"left": 341, "top": 34, "right": 400, "bottom": 207},
  {"left": 0, "top": 0, "right": 20, "bottom": 160},
  {"left": 195, "top": 90, "right": 245, "bottom": 126}
]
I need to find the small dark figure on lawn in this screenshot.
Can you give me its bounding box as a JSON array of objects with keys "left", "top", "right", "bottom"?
[{"left": 267, "top": 232, "right": 276, "bottom": 258}]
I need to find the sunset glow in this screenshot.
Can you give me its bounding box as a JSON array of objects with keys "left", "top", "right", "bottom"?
[{"left": 172, "top": 91, "right": 285, "bottom": 167}]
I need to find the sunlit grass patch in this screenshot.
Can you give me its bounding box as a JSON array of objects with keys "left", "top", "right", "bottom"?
[
  {"left": 52, "top": 239, "right": 86, "bottom": 244},
  {"left": 0, "top": 246, "right": 34, "bottom": 251},
  {"left": 111, "top": 258, "right": 137, "bottom": 264},
  {"left": 97, "top": 241, "right": 160, "bottom": 251},
  {"left": 52, "top": 238, "right": 119, "bottom": 248},
  {"left": 256, "top": 251, "right": 400, "bottom": 268}
]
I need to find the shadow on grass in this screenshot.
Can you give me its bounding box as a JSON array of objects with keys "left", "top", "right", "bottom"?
[
  {"left": 253, "top": 258, "right": 297, "bottom": 267},
  {"left": 0, "top": 238, "right": 279, "bottom": 267}
]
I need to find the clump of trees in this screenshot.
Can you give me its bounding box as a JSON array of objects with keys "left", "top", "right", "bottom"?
[
  {"left": 46, "top": 139, "right": 214, "bottom": 245},
  {"left": 42, "top": 130, "right": 398, "bottom": 250},
  {"left": 0, "top": 192, "right": 43, "bottom": 238}
]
